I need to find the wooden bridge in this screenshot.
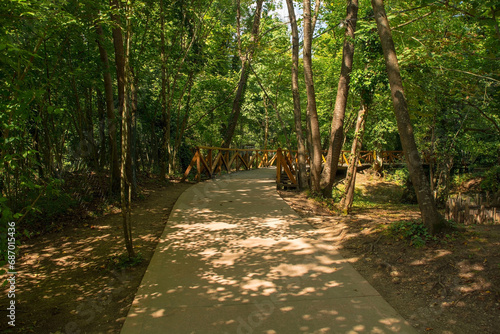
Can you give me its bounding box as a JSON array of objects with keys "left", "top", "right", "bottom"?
[{"left": 181, "top": 146, "right": 409, "bottom": 188}]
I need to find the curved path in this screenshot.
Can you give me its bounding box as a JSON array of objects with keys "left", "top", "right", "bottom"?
[{"left": 121, "top": 168, "right": 416, "bottom": 334}]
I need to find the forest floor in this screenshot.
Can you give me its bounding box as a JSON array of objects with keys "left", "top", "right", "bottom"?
[
  {"left": 0, "top": 176, "right": 193, "bottom": 334},
  {"left": 1, "top": 170, "right": 499, "bottom": 334},
  {"left": 280, "top": 171, "right": 500, "bottom": 334}
]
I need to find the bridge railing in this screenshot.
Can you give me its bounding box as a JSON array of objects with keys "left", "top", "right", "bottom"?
[
  {"left": 181, "top": 146, "right": 293, "bottom": 182},
  {"left": 181, "top": 146, "right": 414, "bottom": 183}
]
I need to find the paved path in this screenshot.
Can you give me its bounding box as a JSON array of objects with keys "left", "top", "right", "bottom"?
[{"left": 121, "top": 169, "right": 416, "bottom": 334}]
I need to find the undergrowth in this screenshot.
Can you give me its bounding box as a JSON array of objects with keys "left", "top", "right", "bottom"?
[
  {"left": 387, "top": 219, "right": 465, "bottom": 248},
  {"left": 107, "top": 252, "right": 144, "bottom": 269}
]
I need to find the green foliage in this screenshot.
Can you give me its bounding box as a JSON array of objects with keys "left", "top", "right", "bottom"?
[
  {"left": 384, "top": 167, "right": 409, "bottom": 186},
  {"left": 107, "top": 252, "right": 143, "bottom": 269},
  {"left": 387, "top": 219, "right": 437, "bottom": 248},
  {"left": 480, "top": 165, "right": 500, "bottom": 193}
]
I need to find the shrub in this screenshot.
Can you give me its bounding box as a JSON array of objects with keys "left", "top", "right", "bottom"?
[
  {"left": 480, "top": 166, "right": 500, "bottom": 193},
  {"left": 387, "top": 219, "right": 436, "bottom": 248}
]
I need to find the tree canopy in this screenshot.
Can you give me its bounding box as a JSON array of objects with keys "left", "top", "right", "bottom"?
[{"left": 1, "top": 0, "right": 499, "bottom": 254}]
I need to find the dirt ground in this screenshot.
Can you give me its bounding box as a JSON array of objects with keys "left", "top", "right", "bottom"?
[
  {"left": 279, "top": 171, "right": 500, "bottom": 334},
  {"left": 0, "top": 178, "right": 192, "bottom": 334},
  {"left": 2, "top": 170, "right": 499, "bottom": 334}
]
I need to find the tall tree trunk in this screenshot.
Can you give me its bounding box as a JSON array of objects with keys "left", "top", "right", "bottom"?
[
  {"left": 130, "top": 68, "right": 138, "bottom": 195},
  {"left": 340, "top": 98, "right": 367, "bottom": 213},
  {"left": 303, "top": 0, "right": 322, "bottom": 193},
  {"left": 111, "top": 0, "right": 133, "bottom": 196},
  {"left": 96, "top": 22, "right": 120, "bottom": 192},
  {"left": 120, "top": 2, "right": 134, "bottom": 259},
  {"left": 84, "top": 87, "right": 98, "bottom": 170},
  {"left": 111, "top": 0, "right": 125, "bottom": 116},
  {"left": 286, "top": 0, "right": 308, "bottom": 190},
  {"left": 172, "top": 79, "right": 194, "bottom": 174},
  {"left": 159, "top": 0, "right": 169, "bottom": 178},
  {"left": 371, "top": 0, "right": 446, "bottom": 234},
  {"left": 321, "top": 0, "right": 359, "bottom": 197},
  {"left": 221, "top": 0, "right": 263, "bottom": 148},
  {"left": 96, "top": 88, "right": 107, "bottom": 171}
]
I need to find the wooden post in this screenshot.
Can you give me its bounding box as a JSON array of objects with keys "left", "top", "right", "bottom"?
[
  {"left": 276, "top": 148, "right": 282, "bottom": 187},
  {"left": 207, "top": 149, "right": 213, "bottom": 177},
  {"left": 235, "top": 150, "right": 240, "bottom": 171},
  {"left": 196, "top": 148, "right": 201, "bottom": 182}
]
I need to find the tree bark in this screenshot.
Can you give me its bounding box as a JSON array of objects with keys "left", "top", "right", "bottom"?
[
  {"left": 221, "top": 0, "right": 263, "bottom": 148},
  {"left": 111, "top": 0, "right": 125, "bottom": 116},
  {"left": 286, "top": 0, "right": 308, "bottom": 190},
  {"left": 371, "top": 0, "right": 446, "bottom": 234},
  {"left": 96, "top": 23, "right": 120, "bottom": 192},
  {"left": 321, "top": 0, "right": 359, "bottom": 197},
  {"left": 159, "top": 0, "right": 169, "bottom": 178},
  {"left": 303, "top": 0, "right": 322, "bottom": 193},
  {"left": 120, "top": 2, "right": 134, "bottom": 259},
  {"left": 130, "top": 68, "right": 138, "bottom": 195},
  {"left": 340, "top": 99, "right": 367, "bottom": 213},
  {"left": 96, "top": 88, "right": 106, "bottom": 170}
]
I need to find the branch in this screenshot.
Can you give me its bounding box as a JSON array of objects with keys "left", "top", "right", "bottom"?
[
  {"left": 435, "top": 0, "right": 490, "bottom": 20},
  {"left": 431, "top": 66, "right": 500, "bottom": 84},
  {"left": 395, "top": 11, "right": 434, "bottom": 29},
  {"left": 465, "top": 101, "right": 500, "bottom": 135},
  {"left": 312, "top": 0, "right": 321, "bottom": 32}
]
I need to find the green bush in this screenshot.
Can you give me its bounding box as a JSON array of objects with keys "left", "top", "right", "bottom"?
[
  {"left": 384, "top": 167, "right": 409, "bottom": 186},
  {"left": 480, "top": 166, "right": 500, "bottom": 193},
  {"left": 387, "top": 219, "right": 436, "bottom": 248}
]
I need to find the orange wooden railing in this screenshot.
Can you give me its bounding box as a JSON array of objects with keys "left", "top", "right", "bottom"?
[{"left": 181, "top": 146, "right": 425, "bottom": 183}]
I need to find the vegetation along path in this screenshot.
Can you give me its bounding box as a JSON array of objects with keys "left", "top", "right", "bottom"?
[{"left": 121, "top": 168, "right": 416, "bottom": 333}]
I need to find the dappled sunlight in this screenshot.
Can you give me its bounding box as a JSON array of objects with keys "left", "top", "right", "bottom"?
[
  {"left": 0, "top": 185, "right": 197, "bottom": 334},
  {"left": 122, "top": 169, "right": 416, "bottom": 333}
]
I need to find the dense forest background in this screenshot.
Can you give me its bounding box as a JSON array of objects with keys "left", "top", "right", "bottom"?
[{"left": 1, "top": 0, "right": 499, "bottom": 247}]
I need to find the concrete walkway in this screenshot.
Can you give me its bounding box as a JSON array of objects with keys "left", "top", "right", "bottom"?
[{"left": 121, "top": 169, "right": 416, "bottom": 334}]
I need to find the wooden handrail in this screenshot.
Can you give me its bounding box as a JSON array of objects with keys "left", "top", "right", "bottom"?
[{"left": 181, "top": 146, "right": 429, "bottom": 183}]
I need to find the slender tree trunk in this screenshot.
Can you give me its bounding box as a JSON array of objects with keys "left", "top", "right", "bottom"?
[
  {"left": 371, "top": 0, "right": 446, "bottom": 234},
  {"left": 264, "top": 98, "right": 269, "bottom": 149},
  {"left": 222, "top": 62, "right": 250, "bottom": 148},
  {"left": 96, "top": 22, "right": 120, "bottom": 192},
  {"left": 84, "top": 87, "right": 98, "bottom": 170},
  {"left": 111, "top": 0, "right": 125, "bottom": 116},
  {"left": 120, "top": 2, "right": 134, "bottom": 259},
  {"left": 159, "top": 0, "right": 169, "bottom": 178},
  {"left": 221, "top": 0, "right": 263, "bottom": 148},
  {"left": 172, "top": 79, "right": 194, "bottom": 173},
  {"left": 111, "top": 0, "right": 133, "bottom": 197},
  {"left": 96, "top": 88, "right": 106, "bottom": 171},
  {"left": 340, "top": 99, "right": 367, "bottom": 213},
  {"left": 303, "top": 0, "right": 322, "bottom": 193},
  {"left": 286, "top": 0, "right": 308, "bottom": 190},
  {"left": 130, "top": 68, "right": 138, "bottom": 195},
  {"left": 321, "top": 0, "right": 359, "bottom": 196}
]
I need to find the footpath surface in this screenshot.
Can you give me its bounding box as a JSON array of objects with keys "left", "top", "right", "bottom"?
[{"left": 121, "top": 168, "right": 417, "bottom": 334}]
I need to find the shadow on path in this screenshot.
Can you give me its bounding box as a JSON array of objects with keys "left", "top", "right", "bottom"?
[{"left": 121, "top": 168, "right": 416, "bottom": 334}]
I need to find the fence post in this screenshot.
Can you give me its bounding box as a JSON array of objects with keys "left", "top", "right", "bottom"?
[{"left": 276, "top": 148, "right": 282, "bottom": 185}]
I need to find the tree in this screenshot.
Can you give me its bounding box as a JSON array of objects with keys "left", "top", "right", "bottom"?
[
  {"left": 371, "top": 0, "right": 447, "bottom": 234},
  {"left": 339, "top": 97, "right": 367, "bottom": 213},
  {"left": 286, "top": 0, "right": 308, "bottom": 190},
  {"left": 221, "top": 0, "right": 264, "bottom": 148},
  {"left": 321, "top": 0, "right": 359, "bottom": 197},
  {"left": 96, "top": 22, "right": 120, "bottom": 193},
  {"left": 303, "top": 0, "right": 323, "bottom": 193}
]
